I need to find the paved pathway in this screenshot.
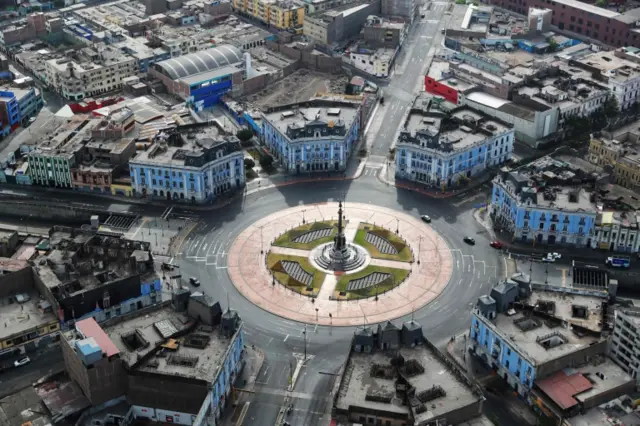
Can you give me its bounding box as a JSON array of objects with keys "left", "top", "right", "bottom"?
[
  {"left": 269, "top": 246, "right": 311, "bottom": 258},
  {"left": 317, "top": 274, "right": 338, "bottom": 300},
  {"left": 227, "top": 202, "right": 453, "bottom": 326},
  {"left": 343, "top": 220, "right": 359, "bottom": 242},
  {"left": 369, "top": 258, "right": 412, "bottom": 270}
]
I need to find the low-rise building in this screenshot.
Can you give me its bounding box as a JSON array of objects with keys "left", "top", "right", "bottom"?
[
  {"left": 346, "top": 46, "right": 395, "bottom": 78},
  {"left": 303, "top": 1, "right": 382, "bottom": 45},
  {"left": 471, "top": 283, "right": 609, "bottom": 398},
  {"left": 589, "top": 131, "right": 640, "bottom": 191},
  {"left": 129, "top": 129, "right": 245, "bottom": 203},
  {"left": 490, "top": 155, "right": 601, "bottom": 247},
  {"left": 395, "top": 104, "right": 514, "bottom": 189},
  {"left": 590, "top": 185, "right": 640, "bottom": 253},
  {"left": 232, "top": 0, "right": 304, "bottom": 31},
  {"left": 261, "top": 98, "right": 361, "bottom": 174},
  {"left": 33, "top": 226, "right": 162, "bottom": 326},
  {"left": 333, "top": 320, "right": 485, "bottom": 425},
  {"left": 61, "top": 294, "right": 244, "bottom": 425},
  {"left": 610, "top": 307, "right": 640, "bottom": 384},
  {"left": 361, "top": 15, "right": 407, "bottom": 48},
  {"left": 0, "top": 259, "right": 61, "bottom": 357}
]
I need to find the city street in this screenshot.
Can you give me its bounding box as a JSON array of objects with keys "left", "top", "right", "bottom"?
[
  {"left": 177, "top": 176, "right": 504, "bottom": 426},
  {"left": 0, "top": 345, "right": 64, "bottom": 399}
]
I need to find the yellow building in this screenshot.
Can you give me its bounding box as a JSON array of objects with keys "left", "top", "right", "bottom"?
[
  {"left": 588, "top": 135, "right": 640, "bottom": 190},
  {"left": 232, "top": 0, "right": 304, "bottom": 31}
]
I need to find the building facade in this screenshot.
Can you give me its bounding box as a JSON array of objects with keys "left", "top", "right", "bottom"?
[
  {"left": 261, "top": 100, "right": 361, "bottom": 174},
  {"left": 232, "top": 0, "right": 304, "bottom": 31},
  {"left": 589, "top": 135, "right": 640, "bottom": 191},
  {"left": 610, "top": 308, "right": 640, "bottom": 384},
  {"left": 129, "top": 134, "right": 245, "bottom": 204},
  {"left": 490, "top": 157, "right": 598, "bottom": 247},
  {"left": 395, "top": 106, "right": 514, "bottom": 189}
]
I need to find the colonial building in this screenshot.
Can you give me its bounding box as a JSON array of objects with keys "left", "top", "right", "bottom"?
[
  {"left": 395, "top": 105, "right": 514, "bottom": 190},
  {"left": 129, "top": 129, "right": 245, "bottom": 204},
  {"left": 261, "top": 99, "right": 361, "bottom": 174}
]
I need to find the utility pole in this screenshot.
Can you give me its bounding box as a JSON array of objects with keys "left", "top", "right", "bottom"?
[{"left": 303, "top": 324, "right": 307, "bottom": 361}]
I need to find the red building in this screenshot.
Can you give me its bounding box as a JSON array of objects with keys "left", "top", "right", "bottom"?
[
  {"left": 424, "top": 76, "right": 459, "bottom": 104},
  {"left": 488, "top": 0, "right": 640, "bottom": 48}
]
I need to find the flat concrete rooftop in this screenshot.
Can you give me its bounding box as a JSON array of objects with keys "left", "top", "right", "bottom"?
[
  {"left": 0, "top": 290, "right": 57, "bottom": 341},
  {"left": 528, "top": 289, "right": 604, "bottom": 333},
  {"left": 106, "top": 306, "right": 232, "bottom": 383},
  {"left": 492, "top": 310, "right": 601, "bottom": 366},
  {"left": 336, "top": 346, "right": 481, "bottom": 424},
  {"left": 263, "top": 104, "right": 358, "bottom": 140}
]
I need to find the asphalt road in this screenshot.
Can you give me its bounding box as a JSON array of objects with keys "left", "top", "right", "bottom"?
[
  {"left": 368, "top": 2, "right": 450, "bottom": 157},
  {"left": 0, "top": 345, "right": 64, "bottom": 399},
  {"left": 178, "top": 177, "right": 505, "bottom": 426}
]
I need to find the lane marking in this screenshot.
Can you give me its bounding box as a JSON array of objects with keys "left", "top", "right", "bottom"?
[{"left": 283, "top": 334, "right": 289, "bottom": 342}]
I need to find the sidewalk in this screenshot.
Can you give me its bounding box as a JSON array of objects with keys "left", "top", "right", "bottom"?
[
  {"left": 378, "top": 161, "right": 495, "bottom": 199},
  {"left": 222, "top": 345, "right": 265, "bottom": 426},
  {"left": 0, "top": 158, "right": 368, "bottom": 213}
]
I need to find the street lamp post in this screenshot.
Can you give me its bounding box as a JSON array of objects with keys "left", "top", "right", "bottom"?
[
  {"left": 302, "top": 209, "right": 306, "bottom": 224},
  {"left": 260, "top": 226, "right": 264, "bottom": 254},
  {"left": 545, "top": 264, "right": 549, "bottom": 285},
  {"left": 417, "top": 235, "right": 422, "bottom": 265},
  {"left": 396, "top": 218, "right": 399, "bottom": 234},
  {"left": 315, "top": 308, "right": 319, "bottom": 322},
  {"left": 303, "top": 324, "right": 307, "bottom": 361}
]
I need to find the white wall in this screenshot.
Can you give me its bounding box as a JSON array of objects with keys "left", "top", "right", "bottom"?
[{"left": 131, "top": 406, "right": 196, "bottom": 425}]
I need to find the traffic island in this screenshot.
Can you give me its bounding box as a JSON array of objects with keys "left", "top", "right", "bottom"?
[
  {"left": 266, "top": 252, "right": 325, "bottom": 297},
  {"left": 272, "top": 220, "right": 339, "bottom": 250},
  {"left": 227, "top": 202, "right": 454, "bottom": 326},
  {"left": 353, "top": 223, "right": 414, "bottom": 262},
  {"left": 334, "top": 264, "right": 410, "bottom": 300}
]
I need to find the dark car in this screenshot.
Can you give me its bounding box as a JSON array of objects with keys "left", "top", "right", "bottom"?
[
  {"left": 489, "top": 241, "right": 503, "bottom": 249},
  {"left": 463, "top": 237, "right": 476, "bottom": 245},
  {"left": 421, "top": 215, "right": 431, "bottom": 223},
  {"left": 189, "top": 277, "right": 201, "bottom": 287}
]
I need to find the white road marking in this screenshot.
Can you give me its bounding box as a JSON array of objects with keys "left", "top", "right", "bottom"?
[{"left": 284, "top": 334, "right": 289, "bottom": 342}]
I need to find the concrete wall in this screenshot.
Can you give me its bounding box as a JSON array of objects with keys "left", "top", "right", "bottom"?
[
  {"left": 0, "top": 266, "right": 34, "bottom": 298},
  {"left": 266, "top": 40, "right": 342, "bottom": 74},
  {"left": 537, "top": 340, "right": 608, "bottom": 379},
  {"left": 127, "top": 372, "right": 208, "bottom": 415},
  {"left": 61, "top": 335, "right": 128, "bottom": 405}
]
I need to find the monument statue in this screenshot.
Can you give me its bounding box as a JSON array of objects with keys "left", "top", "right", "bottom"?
[{"left": 314, "top": 200, "right": 366, "bottom": 272}]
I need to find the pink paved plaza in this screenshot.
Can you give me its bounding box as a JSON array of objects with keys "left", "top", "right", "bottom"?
[{"left": 227, "top": 202, "right": 453, "bottom": 326}]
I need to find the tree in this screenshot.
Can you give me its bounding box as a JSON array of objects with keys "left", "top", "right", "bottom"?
[
  {"left": 236, "top": 128, "right": 254, "bottom": 142},
  {"left": 595, "top": 0, "right": 607, "bottom": 7},
  {"left": 603, "top": 95, "right": 619, "bottom": 121},
  {"left": 259, "top": 154, "right": 274, "bottom": 170},
  {"left": 244, "top": 158, "right": 255, "bottom": 169},
  {"left": 548, "top": 38, "right": 559, "bottom": 52}
]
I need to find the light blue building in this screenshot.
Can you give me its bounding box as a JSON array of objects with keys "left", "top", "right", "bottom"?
[
  {"left": 490, "top": 156, "right": 598, "bottom": 247},
  {"left": 471, "top": 282, "right": 607, "bottom": 400},
  {"left": 129, "top": 130, "right": 245, "bottom": 204},
  {"left": 261, "top": 99, "right": 361, "bottom": 174},
  {"left": 395, "top": 106, "right": 514, "bottom": 190}
]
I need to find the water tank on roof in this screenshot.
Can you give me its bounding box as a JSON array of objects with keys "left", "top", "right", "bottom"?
[{"left": 75, "top": 337, "right": 103, "bottom": 366}]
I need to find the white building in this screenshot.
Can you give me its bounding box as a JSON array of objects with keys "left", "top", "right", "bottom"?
[
  {"left": 347, "top": 48, "right": 394, "bottom": 78},
  {"left": 610, "top": 308, "right": 640, "bottom": 384},
  {"left": 395, "top": 106, "right": 514, "bottom": 189},
  {"left": 45, "top": 47, "right": 137, "bottom": 101}
]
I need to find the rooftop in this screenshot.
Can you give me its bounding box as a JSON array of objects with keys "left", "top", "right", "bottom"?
[
  {"left": 263, "top": 100, "right": 359, "bottom": 142},
  {"left": 494, "top": 155, "right": 605, "bottom": 211},
  {"left": 400, "top": 105, "right": 512, "bottom": 152},
  {"left": 573, "top": 51, "right": 640, "bottom": 83},
  {"left": 535, "top": 360, "right": 633, "bottom": 410},
  {"left": 104, "top": 305, "right": 236, "bottom": 382},
  {"left": 335, "top": 345, "right": 482, "bottom": 423},
  {"left": 0, "top": 289, "right": 58, "bottom": 341}
]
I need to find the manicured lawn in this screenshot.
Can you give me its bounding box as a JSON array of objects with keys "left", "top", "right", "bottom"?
[
  {"left": 272, "top": 220, "right": 338, "bottom": 250},
  {"left": 354, "top": 223, "right": 413, "bottom": 262},
  {"left": 334, "top": 265, "right": 409, "bottom": 299},
  {"left": 266, "top": 252, "right": 325, "bottom": 297}
]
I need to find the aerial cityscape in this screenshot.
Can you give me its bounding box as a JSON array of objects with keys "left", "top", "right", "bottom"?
[{"left": 2, "top": 0, "right": 640, "bottom": 424}]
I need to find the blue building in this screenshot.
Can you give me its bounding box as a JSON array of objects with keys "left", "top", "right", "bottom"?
[
  {"left": 120, "top": 41, "right": 171, "bottom": 74},
  {"left": 490, "top": 156, "right": 598, "bottom": 247},
  {"left": 395, "top": 105, "right": 514, "bottom": 190},
  {"left": 261, "top": 99, "right": 362, "bottom": 174},
  {"left": 151, "top": 45, "right": 245, "bottom": 110},
  {"left": 129, "top": 129, "right": 245, "bottom": 204},
  {"left": 471, "top": 282, "right": 607, "bottom": 399},
  {"left": 0, "top": 87, "right": 43, "bottom": 132}
]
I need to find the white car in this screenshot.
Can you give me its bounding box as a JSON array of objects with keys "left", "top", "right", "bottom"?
[
  {"left": 549, "top": 252, "right": 562, "bottom": 260},
  {"left": 542, "top": 254, "right": 556, "bottom": 263},
  {"left": 14, "top": 357, "right": 30, "bottom": 367}
]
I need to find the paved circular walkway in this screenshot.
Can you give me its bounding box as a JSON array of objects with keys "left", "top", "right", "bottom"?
[{"left": 227, "top": 202, "right": 453, "bottom": 326}]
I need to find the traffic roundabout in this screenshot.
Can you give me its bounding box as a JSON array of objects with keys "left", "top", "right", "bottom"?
[{"left": 227, "top": 201, "right": 454, "bottom": 326}]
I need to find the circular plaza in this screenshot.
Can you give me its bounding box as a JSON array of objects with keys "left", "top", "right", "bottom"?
[{"left": 227, "top": 202, "right": 454, "bottom": 326}]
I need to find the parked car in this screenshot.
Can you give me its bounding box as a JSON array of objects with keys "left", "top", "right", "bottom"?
[
  {"left": 489, "top": 241, "right": 503, "bottom": 249},
  {"left": 14, "top": 357, "right": 30, "bottom": 368},
  {"left": 189, "top": 277, "right": 201, "bottom": 287},
  {"left": 463, "top": 237, "right": 475, "bottom": 245},
  {"left": 549, "top": 252, "right": 561, "bottom": 260},
  {"left": 421, "top": 215, "right": 431, "bottom": 223},
  {"left": 542, "top": 254, "right": 556, "bottom": 263}
]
